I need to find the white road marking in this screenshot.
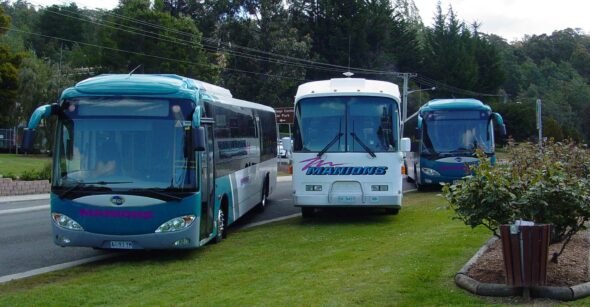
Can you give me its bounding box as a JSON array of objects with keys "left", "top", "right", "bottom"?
[
  {"left": 0, "top": 205, "right": 50, "bottom": 216},
  {"left": 0, "top": 254, "right": 117, "bottom": 284},
  {"left": 242, "top": 213, "right": 301, "bottom": 229}
]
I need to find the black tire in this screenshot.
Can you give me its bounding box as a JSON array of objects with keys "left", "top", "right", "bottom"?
[
  {"left": 414, "top": 169, "right": 423, "bottom": 191},
  {"left": 257, "top": 178, "right": 269, "bottom": 212},
  {"left": 213, "top": 209, "right": 226, "bottom": 244},
  {"left": 301, "top": 207, "right": 315, "bottom": 218},
  {"left": 385, "top": 208, "right": 399, "bottom": 215}
]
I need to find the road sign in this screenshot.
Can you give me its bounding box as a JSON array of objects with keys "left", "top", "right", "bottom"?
[{"left": 275, "top": 107, "right": 294, "bottom": 124}]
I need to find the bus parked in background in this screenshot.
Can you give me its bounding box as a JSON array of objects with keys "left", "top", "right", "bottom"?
[
  {"left": 290, "top": 78, "right": 411, "bottom": 217},
  {"left": 405, "top": 98, "right": 506, "bottom": 190},
  {"left": 23, "top": 74, "right": 277, "bottom": 249}
]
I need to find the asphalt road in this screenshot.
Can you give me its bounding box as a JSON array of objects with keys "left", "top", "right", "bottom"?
[{"left": 0, "top": 177, "right": 415, "bottom": 279}]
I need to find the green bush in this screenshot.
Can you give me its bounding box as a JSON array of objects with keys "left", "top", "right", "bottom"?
[
  {"left": 13, "top": 162, "right": 52, "bottom": 181},
  {"left": 443, "top": 140, "right": 590, "bottom": 262}
]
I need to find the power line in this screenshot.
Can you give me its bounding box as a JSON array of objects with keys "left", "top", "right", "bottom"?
[
  {"left": 28, "top": 1, "right": 397, "bottom": 76},
  {"left": 23, "top": 1, "right": 504, "bottom": 97},
  {"left": 2, "top": 26, "right": 307, "bottom": 81}
]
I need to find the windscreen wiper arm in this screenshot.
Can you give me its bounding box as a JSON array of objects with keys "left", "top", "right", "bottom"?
[
  {"left": 129, "top": 188, "right": 183, "bottom": 201},
  {"left": 58, "top": 181, "right": 131, "bottom": 199},
  {"left": 317, "top": 132, "right": 343, "bottom": 157},
  {"left": 350, "top": 132, "right": 376, "bottom": 158}
]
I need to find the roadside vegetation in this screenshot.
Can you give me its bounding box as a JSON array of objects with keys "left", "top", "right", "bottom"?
[
  {"left": 0, "top": 153, "right": 51, "bottom": 180},
  {"left": 0, "top": 192, "right": 497, "bottom": 305}
]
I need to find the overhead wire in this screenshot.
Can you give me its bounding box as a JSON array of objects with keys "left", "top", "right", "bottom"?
[
  {"left": 2, "top": 26, "right": 307, "bottom": 81},
  {"left": 23, "top": 1, "right": 504, "bottom": 97},
  {"left": 28, "top": 1, "right": 396, "bottom": 76}
]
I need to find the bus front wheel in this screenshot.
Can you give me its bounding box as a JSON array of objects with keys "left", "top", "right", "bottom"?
[
  {"left": 213, "top": 209, "right": 226, "bottom": 244},
  {"left": 301, "top": 207, "right": 315, "bottom": 218}
]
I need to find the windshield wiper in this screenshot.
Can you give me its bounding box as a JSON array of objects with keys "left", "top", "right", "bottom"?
[
  {"left": 128, "top": 188, "right": 183, "bottom": 201},
  {"left": 58, "top": 181, "right": 131, "bottom": 199},
  {"left": 317, "top": 132, "right": 343, "bottom": 157},
  {"left": 350, "top": 132, "right": 376, "bottom": 158}
]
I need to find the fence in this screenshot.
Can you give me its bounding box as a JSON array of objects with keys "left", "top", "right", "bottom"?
[{"left": 0, "top": 128, "right": 16, "bottom": 153}]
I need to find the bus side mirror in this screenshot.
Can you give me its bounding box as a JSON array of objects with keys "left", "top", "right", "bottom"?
[
  {"left": 492, "top": 113, "right": 507, "bottom": 136},
  {"left": 193, "top": 127, "right": 206, "bottom": 151},
  {"left": 21, "top": 128, "right": 36, "bottom": 153},
  {"left": 499, "top": 124, "right": 507, "bottom": 136},
  {"left": 400, "top": 137, "right": 411, "bottom": 152},
  {"left": 417, "top": 116, "right": 422, "bottom": 130}
]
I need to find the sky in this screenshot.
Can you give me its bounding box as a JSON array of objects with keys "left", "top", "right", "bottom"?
[
  {"left": 33, "top": 0, "right": 590, "bottom": 41},
  {"left": 413, "top": 0, "right": 590, "bottom": 41}
]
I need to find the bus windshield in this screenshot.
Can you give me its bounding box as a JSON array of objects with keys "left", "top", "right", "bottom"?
[
  {"left": 422, "top": 110, "right": 493, "bottom": 156},
  {"left": 53, "top": 97, "right": 197, "bottom": 193},
  {"left": 294, "top": 96, "right": 399, "bottom": 153}
]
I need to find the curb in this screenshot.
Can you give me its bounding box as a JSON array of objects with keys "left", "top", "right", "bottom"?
[
  {"left": 0, "top": 193, "right": 50, "bottom": 204},
  {"left": 277, "top": 176, "right": 292, "bottom": 182},
  {"left": 455, "top": 235, "right": 590, "bottom": 301}
]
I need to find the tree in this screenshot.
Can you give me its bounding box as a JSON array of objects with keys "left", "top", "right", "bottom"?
[
  {"left": 0, "top": 6, "right": 24, "bottom": 127},
  {"left": 95, "top": 0, "right": 219, "bottom": 81},
  {"left": 218, "top": 0, "right": 310, "bottom": 106},
  {"left": 34, "top": 3, "right": 89, "bottom": 59}
]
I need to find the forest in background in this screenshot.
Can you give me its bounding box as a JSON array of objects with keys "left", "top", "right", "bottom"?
[{"left": 1, "top": 0, "right": 590, "bottom": 144}]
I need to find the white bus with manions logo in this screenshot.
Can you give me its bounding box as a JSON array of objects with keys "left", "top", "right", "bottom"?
[{"left": 290, "top": 78, "right": 411, "bottom": 217}]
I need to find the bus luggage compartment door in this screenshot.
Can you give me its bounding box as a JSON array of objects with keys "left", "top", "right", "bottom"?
[{"left": 328, "top": 181, "right": 364, "bottom": 205}]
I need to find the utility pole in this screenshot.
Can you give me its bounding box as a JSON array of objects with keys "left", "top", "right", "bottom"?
[
  {"left": 536, "top": 98, "right": 542, "bottom": 148},
  {"left": 397, "top": 72, "right": 417, "bottom": 137}
]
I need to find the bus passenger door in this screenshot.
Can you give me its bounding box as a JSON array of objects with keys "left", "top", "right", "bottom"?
[{"left": 200, "top": 124, "right": 215, "bottom": 240}]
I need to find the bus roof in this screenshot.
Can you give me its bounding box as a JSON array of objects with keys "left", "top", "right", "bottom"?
[
  {"left": 419, "top": 98, "right": 491, "bottom": 113},
  {"left": 60, "top": 74, "right": 274, "bottom": 113},
  {"left": 294, "top": 78, "right": 400, "bottom": 102}
]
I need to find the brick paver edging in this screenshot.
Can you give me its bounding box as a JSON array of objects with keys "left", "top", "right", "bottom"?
[
  {"left": 0, "top": 178, "right": 50, "bottom": 196},
  {"left": 455, "top": 234, "right": 590, "bottom": 301}
]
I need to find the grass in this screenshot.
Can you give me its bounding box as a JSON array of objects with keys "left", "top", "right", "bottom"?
[
  {"left": 0, "top": 154, "right": 51, "bottom": 177},
  {"left": 1, "top": 192, "right": 587, "bottom": 305}
]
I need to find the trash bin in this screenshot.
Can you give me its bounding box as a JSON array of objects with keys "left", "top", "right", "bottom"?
[{"left": 500, "top": 223, "right": 551, "bottom": 287}]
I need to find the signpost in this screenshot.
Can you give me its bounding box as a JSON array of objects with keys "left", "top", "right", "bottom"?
[{"left": 275, "top": 107, "right": 294, "bottom": 124}]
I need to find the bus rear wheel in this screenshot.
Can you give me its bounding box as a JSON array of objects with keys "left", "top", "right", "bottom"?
[
  {"left": 257, "top": 179, "right": 269, "bottom": 212},
  {"left": 301, "top": 207, "right": 315, "bottom": 218},
  {"left": 213, "top": 209, "right": 226, "bottom": 244}
]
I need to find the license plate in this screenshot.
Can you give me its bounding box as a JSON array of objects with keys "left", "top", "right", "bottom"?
[
  {"left": 109, "top": 241, "right": 133, "bottom": 249},
  {"left": 337, "top": 196, "right": 356, "bottom": 203}
]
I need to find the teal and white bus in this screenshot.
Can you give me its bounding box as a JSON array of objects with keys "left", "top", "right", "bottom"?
[
  {"left": 405, "top": 98, "right": 506, "bottom": 189},
  {"left": 23, "top": 74, "right": 277, "bottom": 249}
]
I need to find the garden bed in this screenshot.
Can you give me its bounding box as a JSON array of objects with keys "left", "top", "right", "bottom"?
[{"left": 468, "top": 231, "right": 589, "bottom": 287}]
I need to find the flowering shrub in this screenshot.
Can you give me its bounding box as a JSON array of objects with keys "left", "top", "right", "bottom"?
[{"left": 443, "top": 140, "right": 590, "bottom": 262}]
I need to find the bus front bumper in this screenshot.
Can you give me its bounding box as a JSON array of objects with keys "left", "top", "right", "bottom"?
[
  {"left": 51, "top": 218, "right": 203, "bottom": 250},
  {"left": 293, "top": 194, "right": 402, "bottom": 208}
]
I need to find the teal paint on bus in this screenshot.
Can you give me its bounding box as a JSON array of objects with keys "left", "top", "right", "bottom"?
[
  {"left": 407, "top": 98, "right": 505, "bottom": 188},
  {"left": 33, "top": 74, "right": 276, "bottom": 249}
]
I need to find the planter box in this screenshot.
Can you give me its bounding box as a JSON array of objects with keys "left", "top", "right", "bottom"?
[{"left": 500, "top": 224, "right": 551, "bottom": 287}]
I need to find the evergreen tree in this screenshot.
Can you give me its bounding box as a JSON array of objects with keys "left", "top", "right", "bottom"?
[{"left": 0, "top": 6, "right": 24, "bottom": 127}]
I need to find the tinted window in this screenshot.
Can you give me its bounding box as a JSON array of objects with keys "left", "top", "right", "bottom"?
[{"left": 294, "top": 96, "right": 399, "bottom": 153}]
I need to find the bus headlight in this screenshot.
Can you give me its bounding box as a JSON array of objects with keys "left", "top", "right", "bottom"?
[
  {"left": 155, "top": 215, "right": 196, "bottom": 233},
  {"left": 421, "top": 168, "right": 441, "bottom": 177},
  {"left": 371, "top": 185, "right": 389, "bottom": 191},
  {"left": 52, "top": 213, "right": 84, "bottom": 231}
]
